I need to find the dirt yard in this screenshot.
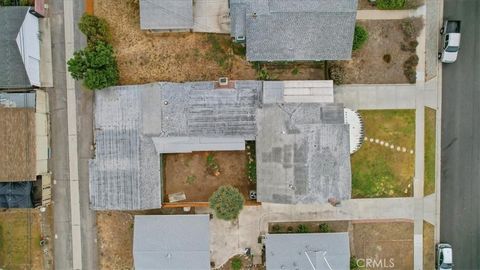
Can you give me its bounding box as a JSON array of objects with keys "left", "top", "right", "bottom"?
[
  {"left": 97, "top": 208, "right": 195, "bottom": 270},
  {"left": 351, "top": 110, "right": 415, "bottom": 198},
  {"left": 0, "top": 209, "right": 43, "bottom": 270},
  {"left": 97, "top": 212, "right": 134, "bottom": 270},
  {"left": 352, "top": 220, "right": 414, "bottom": 269},
  {"left": 163, "top": 151, "right": 255, "bottom": 202},
  {"left": 94, "top": 0, "right": 325, "bottom": 84},
  {"left": 335, "top": 18, "right": 423, "bottom": 84},
  {"left": 423, "top": 221, "right": 435, "bottom": 270}
]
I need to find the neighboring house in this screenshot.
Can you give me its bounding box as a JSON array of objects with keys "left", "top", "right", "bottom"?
[
  {"left": 89, "top": 80, "right": 359, "bottom": 210},
  {"left": 230, "top": 0, "right": 358, "bottom": 61},
  {"left": 0, "top": 91, "right": 51, "bottom": 208},
  {"left": 0, "top": 7, "right": 41, "bottom": 89},
  {"left": 138, "top": 0, "right": 358, "bottom": 61},
  {"left": 265, "top": 232, "right": 350, "bottom": 270},
  {"left": 133, "top": 215, "right": 210, "bottom": 270}
]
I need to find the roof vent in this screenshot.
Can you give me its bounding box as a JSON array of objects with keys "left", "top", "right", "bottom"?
[{"left": 218, "top": 77, "right": 229, "bottom": 86}]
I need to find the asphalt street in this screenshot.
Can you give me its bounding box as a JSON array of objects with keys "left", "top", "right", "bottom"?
[
  {"left": 440, "top": 0, "right": 480, "bottom": 269},
  {"left": 49, "top": 0, "right": 97, "bottom": 268}
]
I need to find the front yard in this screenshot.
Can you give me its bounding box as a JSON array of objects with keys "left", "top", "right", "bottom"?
[
  {"left": 163, "top": 151, "right": 255, "bottom": 203},
  {"left": 351, "top": 110, "right": 416, "bottom": 198},
  {"left": 334, "top": 18, "right": 423, "bottom": 84},
  {"left": 351, "top": 220, "right": 414, "bottom": 269}
]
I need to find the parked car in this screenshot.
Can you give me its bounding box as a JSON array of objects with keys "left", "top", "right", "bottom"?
[
  {"left": 436, "top": 243, "right": 453, "bottom": 269},
  {"left": 438, "top": 20, "right": 461, "bottom": 63}
]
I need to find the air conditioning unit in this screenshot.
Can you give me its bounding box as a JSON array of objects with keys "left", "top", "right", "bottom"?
[
  {"left": 249, "top": 190, "right": 257, "bottom": 200},
  {"left": 218, "top": 77, "right": 229, "bottom": 86}
]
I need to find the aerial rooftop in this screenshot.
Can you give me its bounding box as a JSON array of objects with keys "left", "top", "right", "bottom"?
[{"left": 90, "top": 80, "right": 352, "bottom": 210}]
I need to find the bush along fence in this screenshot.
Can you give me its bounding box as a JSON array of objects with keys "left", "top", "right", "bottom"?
[{"left": 67, "top": 14, "right": 119, "bottom": 90}]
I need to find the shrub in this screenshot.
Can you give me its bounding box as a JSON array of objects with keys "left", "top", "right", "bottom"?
[
  {"left": 209, "top": 185, "right": 245, "bottom": 220},
  {"left": 383, "top": 54, "right": 392, "bottom": 63},
  {"left": 403, "top": 55, "right": 418, "bottom": 84},
  {"left": 257, "top": 68, "right": 273, "bottom": 80},
  {"left": 296, "top": 224, "right": 309, "bottom": 233},
  {"left": 400, "top": 18, "right": 424, "bottom": 40},
  {"left": 287, "top": 226, "right": 294, "bottom": 233},
  {"left": 376, "top": 0, "right": 406, "bottom": 9},
  {"left": 0, "top": 0, "right": 13, "bottom": 6},
  {"left": 231, "top": 257, "right": 242, "bottom": 270},
  {"left": 271, "top": 224, "right": 281, "bottom": 233},
  {"left": 246, "top": 141, "right": 256, "bottom": 183},
  {"left": 206, "top": 153, "right": 220, "bottom": 176},
  {"left": 352, "top": 25, "right": 368, "bottom": 51},
  {"left": 350, "top": 256, "right": 360, "bottom": 270},
  {"left": 400, "top": 40, "right": 419, "bottom": 52},
  {"left": 67, "top": 41, "right": 119, "bottom": 90},
  {"left": 79, "top": 14, "right": 109, "bottom": 43},
  {"left": 319, "top": 223, "right": 331, "bottom": 233},
  {"left": 328, "top": 64, "right": 346, "bottom": 85}
]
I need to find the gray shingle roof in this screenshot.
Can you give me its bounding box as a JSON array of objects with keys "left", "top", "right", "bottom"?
[
  {"left": 265, "top": 232, "right": 350, "bottom": 270},
  {"left": 133, "top": 215, "right": 210, "bottom": 270},
  {"left": 0, "top": 7, "right": 31, "bottom": 89},
  {"left": 256, "top": 103, "right": 352, "bottom": 204},
  {"left": 90, "top": 81, "right": 352, "bottom": 209},
  {"left": 229, "top": 0, "right": 358, "bottom": 61},
  {"left": 140, "top": 0, "right": 194, "bottom": 30}
]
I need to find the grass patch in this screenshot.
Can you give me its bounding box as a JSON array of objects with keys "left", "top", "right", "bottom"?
[
  {"left": 424, "top": 107, "right": 436, "bottom": 195},
  {"left": 351, "top": 110, "right": 415, "bottom": 198},
  {"left": 0, "top": 210, "right": 43, "bottom": 269}
]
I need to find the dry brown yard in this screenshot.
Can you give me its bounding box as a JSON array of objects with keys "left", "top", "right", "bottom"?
[
  {"left": 163, "top": 151, "right": 254, "bottom": 203},
  {"left": 94, "top": 0, "right": 325, "bottom": 84},
  {"left": 336, "top": 18, "right": 423, "bottom": 84},
  {"left": 352, "top": 220, "right": 414, "bottom": 269}
]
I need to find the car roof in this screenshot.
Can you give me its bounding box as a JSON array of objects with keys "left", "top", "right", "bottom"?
[{"left": 442, "top": 247, "right": 453, "bottom": 263}]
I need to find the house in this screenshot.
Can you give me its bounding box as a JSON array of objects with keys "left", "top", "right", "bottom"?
[
  {"left": 133, "top": 215, "right": 210, "bottom": 270},
  {"left": 0, "top": 91, "right": 51, "bottom": 208},
  {"left": 265, "top": 232, "right": 350, "bottom": 270},
  {"left": 229, "top": 0, "right": 358, "bottom": 61},
  {"left": 90, "top": 80, "right": 359, "bottom": 210},
  {"left": 0, "top": 7, "right": 41, "bottom": 89},
  {"left": 138, "top": 0, "right": 357, "bottom": 61}
]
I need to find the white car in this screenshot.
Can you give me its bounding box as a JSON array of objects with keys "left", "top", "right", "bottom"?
[
  {"left": 439, "top": 20, "right": 461, "bottom": 64},
  {"left": 436, "top": 243, "right": 453, "bottom": 270}
]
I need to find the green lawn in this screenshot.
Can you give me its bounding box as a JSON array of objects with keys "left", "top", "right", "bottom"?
[
  {"left": 351, "top": 110, "right": 416, "bottom": 198},
  {"left": 0, "top": 210, "right": 42, "bottom": 270},
  {"left": 424, "top": 107, "right": 436, "bottom": 195}
]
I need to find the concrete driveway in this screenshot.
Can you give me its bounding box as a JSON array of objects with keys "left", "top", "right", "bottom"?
[{"left": 193, "top": 0, "right": 230, "bottom": 33}]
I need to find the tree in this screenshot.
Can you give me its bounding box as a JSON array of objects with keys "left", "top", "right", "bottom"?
[
  {"left": 67, "top": 41, "right": 119, "bottom": 90},
  {"left": 79, "top": 13, "right": 109, "bottom": 43},
  {"left": 352, "top": 25, "right": 369, "bottom": 51},
  {"left": 209, "top": 185, "right": 244, "bottom": 221}
]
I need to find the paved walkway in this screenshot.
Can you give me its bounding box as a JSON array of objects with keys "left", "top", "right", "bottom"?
[{"left": 202, "top": 198, "right": 416, "bottom": 267}]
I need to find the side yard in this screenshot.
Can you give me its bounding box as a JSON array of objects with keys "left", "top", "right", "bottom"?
[
  {"left": 0, "top": 209, "right": 43, "bottom": 270},
  {"left": 351, "top": 110, "right": 416, "bottom": 198},
  {"left": 423, "top": 221, "right": 435, "bottom": 270}
]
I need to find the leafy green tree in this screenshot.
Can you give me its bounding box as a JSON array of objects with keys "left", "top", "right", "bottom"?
[
  {"left": 352, "top": 25, "right": 369, "bottom": 51},
  {"left": 209, "top": 185, "right": 244, "bottom": 221},
  {"left": 67, "top": 41, "right": 119, "bottom": 90},
  {"left": 79, "top": 13, "right": 109, "bottom": 43}
]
